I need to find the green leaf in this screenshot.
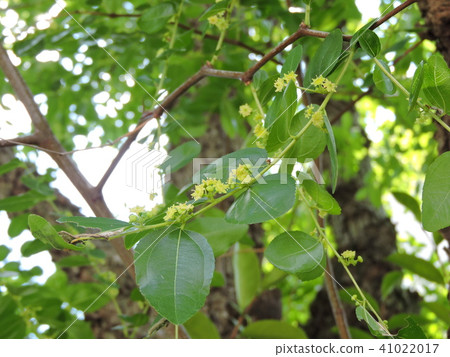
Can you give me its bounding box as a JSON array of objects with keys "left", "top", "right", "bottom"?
[
  {"left": 135, "top": 228, "right": 215, "bottom": 324},
  {"left": 392, "top": 191, "right": 421, "bottom": 221},
  {"left": 422, "top": 301, "right": 450, "bottom": 325},
  {"left": 186, "top": 216, "right": 248, "bottom": 256},
  {"left": 0, "top": 245, "right": 10, "bottom": 261},
  {"left": 56, "top": 255, "right": 91, "bottom": 267},
  {"left": 21, "top": 239, "right": 52, "bottom": 257},
  {"left": 120, "top": 313, "right": 149, "bottom": 327},
  {"left": 138, "top": 3, "right": 175, "bottom": 34},
  {"left": 225, "top": 174, "right": 296, "bottom": 224},
  {"left": 285, "top": 108, "right": 327, "bottom": 163},
  {"left": 266, "top": 82, "right": 298, "bottom": 152},
  {"left": 350, "top": 19, "right": 378, "bottom": 48},
  {"left": 302, "top": 179, "right": 341, "bottom": 214},
  {"left": 355, "top": 306, "right": 387, "bottom": 337},
  {"left": 373, "top": 60, "right": 395, "bottom": 94},
  {"left": 0, "top": 158, "right": 24, "bottom": 175},
  {"left": 422, "top": 152, "right": 450, "bottom": 231},
  {"left": 160, "top": 141, "right": 202, "bottom": 173},
  {"left": 397, "top": 316, "right": 427, "bottom": 339},
  {"left": 304, "top": 29, "right": 343, "bottom": 86},
  {"left": 28, "top": 214, "right": 84, "bottom": 251},
  {"left": 265, "top": 231, "right": 325, "bottom": 280},
  {"left": 233, "top": 243, "right": 261, "bottom": 310},
  {"left": 0, "top": 294, "right": 27, "bottom": 338},
  {"left": 63, "top": 282, "right": 116, "bottom": 313},
  {"left": 183, "top": 311, "right": 220, "bottom": 339},
  {"left": 281, "top": 45, "right": 303, "bottom": 75},
  {"left": 323, "top": 109, "right": 338, "bottom": 193},
  {"left": 0, "top": 190, "right": 46, "bottom": 212},
  {"left": 199, "top": 0, "right": 230, "bottom": 21},
  {"left": 358, "top": 29, "right": 380, "bottom": 58},
  {"left": 422, "top": 53, "right": 450, "bottom": 114},
  {"left": 258, "top": 74, "right": 279, "bottom": 106},
  {"left": 387, "top": 253, "right": 444, "bottom": 284},
  {"left": 57, "top": 216, "right": 129, "bottom": 231},
  {"left": 381, "top": 271, "right": 403, "bottom": 300},
  {"left": 409, "top": 61, "right": 424, "bottom": 111},
  {"left": 194, "top": 147, "right": 267, "bottom": 183},
  {"left": 8, "top": 214, "right": 30, "bottom": 238},
  {"left": 242, "top": 320, "right": 307, "bottom": 339}
]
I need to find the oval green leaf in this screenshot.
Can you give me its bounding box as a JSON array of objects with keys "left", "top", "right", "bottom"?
[
  {"left": 304, "top": 29, "right": 343, "bottom": 86},
  {"left": 422, "top": 53, "right": 450, "bottom": 114},
  {"left": 373, "top": 60, "right": 395, "bottom": 95},
  {"left": 265, "top": 231, "right": 325, "bottom": 275},
  {"left": 358, "top": 29, "right": 380, "bottom": 58},
  {"left": 281, "top": 45, "right": 303, "bottom": 75},
  {"left": 160, "top": 141, "right": 202, "bottom": 173},
  {"left": 302, "top": 179, "right": 341, "bottom": 215},
  {"left": 135, "top": 228, "right": 215, "bottom": 325},
  {"left": 225, "top": 174, "right": 296, "bottom": 224},
  {"left": 233, "top": 243, "right": 261, "bottom": 310},
  {"left": 409, "top": 61, "right": 424, "bottom": 111},
  {"left": 138, "top": 3, "right": 175, "bottom": 34},
  {"left": 422, "top": 152, "right": 450, "bottom": 232},
  {"left": 28, "top": 214, "right": 85, "bottom": 251},
  {"left": 387, "top": 253, "right": 444, "bottom": 285}
]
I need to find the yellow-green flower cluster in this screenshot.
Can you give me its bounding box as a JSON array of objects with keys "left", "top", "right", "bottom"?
[
  {"left": 416, "top": 109, "right": 432, "bottom": 125},
  {"left": 207, "top": 11, "right": 228, "bottom": 31},
  {"left": 341, "top": 250, "right": 363, "bottom": 266},
  {"left": 229, "top": 164, "right": 253, "bottom": 185},
  {"left": 274, "top": 71, "right": 298, "bottom": 92},
  {"left": 164, "top": 202, "right": 194, "bottom": 222},
  {"left": 239, "top": 103, "right": 253, "bottom": 117},
  {"left": 191, "top": 178, "right": 229, "bottom": 201},
  {"left": 312, "top": 75, "right": 337, "bottom": 94},
  {"left": 305, "top": 104, "right": 325, "bottom": 128},
  {"left": 129, "top": 205, "right": 163, "bottom": 223}
]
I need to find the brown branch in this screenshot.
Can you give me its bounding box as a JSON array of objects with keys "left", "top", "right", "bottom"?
[
  {"left": 0, "top": 133, "right": 41, "bottom": 147},
  {"left": 392, "top": 39, "right": 423, "bottom": 65},
  {"left": 324, "top": 256, "right": 351, "bottom": 339},
  {"left": 242, "top": 24, "right": 352, "bottom": 83},
  {"left": 0, "top": 44, "right": 135, "bottom": 277},
  {"left": 370, "top": 0, "right": 418, "bottom": 31}
]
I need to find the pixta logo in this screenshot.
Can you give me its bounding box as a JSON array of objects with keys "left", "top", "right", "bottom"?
[{"left": 125, "top": 147, "right": 170, "bottom": 194}]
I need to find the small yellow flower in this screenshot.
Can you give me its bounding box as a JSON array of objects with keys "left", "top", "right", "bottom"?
[
  {"left": 214, "top": 180, "right": 229, "bottom": 194},
  {"left": 311, "top": 110, "right": 324, "bottom": 128},
  {"left": 236, "top": 164, "right": 252, "bottom": 183},
  {"left": 239, "top": 103, "right": 253, "bottom": 117},
  {"left": 208, "top": 15, "right": 219, "bottom": 25},
  {"left": 149, "top": 193, "right": 157, "bottom": 200},
  {"left": 305, "top": 104, "right": 315, "bottom": 118},
  {"left": 191, "top": 184, "right": 205, "bottom": 201},
  {"left": 274, "top": 77, "right": 286, "bottom": 92},
  {"left": 312, "top": 75, "right": 325, "bottom": 87},
  {"left": 253, "top": 123, "right": 268, "bottom": 139},
  {"left": 164, "top": 202, "right": 194, "bottom": 222},
  {"left": 322, "top": 78, "right": 337, "bottom": 93},
  {"left": 254, "top": 113, "right": 265, "bottom": 122},
  {"left": 216, "top": 17, "right": 228, "bottom": 31},
  {"left": 342, "top": 250, "right": 356, "bottom": 260},
  {"left": 129, "top": 206, "right": 145, "bottom": 215},
  {"left": 341, "top": 250, "right": 363, "bottom": 266},
  {"left": 283, "top": 71, "right": 297, "bottom": 83}
]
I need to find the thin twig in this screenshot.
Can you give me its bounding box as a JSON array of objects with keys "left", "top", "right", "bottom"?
[
  {"left": 0, "top": 133, "right": 41, "bottom": 147},
  {"left": 370, "top": 0, "right": 418, "bottom": 31}
]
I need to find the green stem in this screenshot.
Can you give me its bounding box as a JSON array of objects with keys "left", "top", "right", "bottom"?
[
  {"left": 301, "top": 191, "right": 387, "bottom": 331},
  {"left": 304, "top": 1, "right": 311, "bottom": 27},
  {"left": 373, "top": 57, "right": 450, "bottom": 133},
  {"left": 175, "top": 324, "right": 179, "bottom": 339},
  {"left": 250, "top": 84, "right": 264, "bottom": 116},
  {"left": 211, "top": 0, "right": 237, "bottom": 65}
]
